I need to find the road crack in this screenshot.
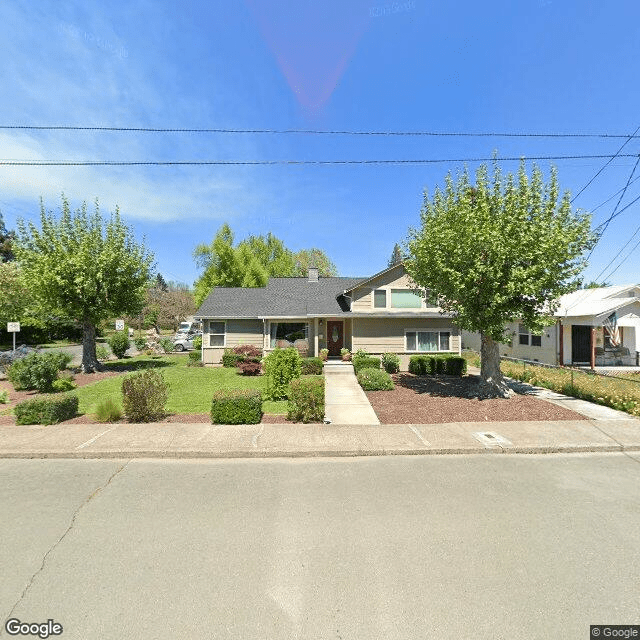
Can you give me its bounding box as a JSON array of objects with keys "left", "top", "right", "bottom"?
[{"left": 3, "top": 461, "right": 130, "bottom": 623}]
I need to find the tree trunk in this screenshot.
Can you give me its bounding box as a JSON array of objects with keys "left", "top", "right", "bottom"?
[
  {"left": 81, "top": 319, "right": 102, "bottom": 373},
  {"left": 480, "top": 332, "right": 513, "bottom": 398}
]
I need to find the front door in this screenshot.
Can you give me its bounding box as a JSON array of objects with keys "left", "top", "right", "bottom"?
[
  {"left": 326, "top": 321, "right": 344, "bottom": 357},
  {"left": 572, "top": 325, "right": 591, "bottom": 363}
]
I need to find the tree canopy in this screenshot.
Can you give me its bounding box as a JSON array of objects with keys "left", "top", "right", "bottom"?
[
  {"left": 405, "top": 161, "right": 596, "bottom": 395},
  {"left": 0, "top": 212, "right": 16, "bottom": 262},
  {"left": 388, "top": 243, "right": 403, "bottom": 268},
  {"left": 193, "top": 224, "right": 338, "bottom": 307},
  {"left": 15, "top": 196, "right": 155, "bottom": 371}
]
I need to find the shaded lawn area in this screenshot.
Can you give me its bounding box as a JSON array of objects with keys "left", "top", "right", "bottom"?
[{"left": 74, "top": 355, "right": 288, "bottom": 416}]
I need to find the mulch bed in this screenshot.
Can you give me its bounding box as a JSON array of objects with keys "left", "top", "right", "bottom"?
[{"left": 365, "top": 373, "right": 586, "bottom": 424}]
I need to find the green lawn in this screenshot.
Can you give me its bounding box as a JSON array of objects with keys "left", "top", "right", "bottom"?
[{"left": 73, "top": 355, "right": 288, "bottom": 417}]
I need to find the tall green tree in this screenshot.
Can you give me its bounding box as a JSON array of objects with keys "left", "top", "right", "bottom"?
[
  {"left": 15, "top": 196, "right": 155, "bottom": 372},
  {"left": 0, "top": 262, "right": 29, "bottom": 329},
  {"left": 388, "top": 243, "right": 403, "bottom": 268},
  {"left": 405, "top": 161, "right": 595, "bottom": 396},
  {"left": 0, "top": 211, "right": 16, "bottom": 262},
  {"left": 292, "top": 248, "right": 338, "bottom": 277}
]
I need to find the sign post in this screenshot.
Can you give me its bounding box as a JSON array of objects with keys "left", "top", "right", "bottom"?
[
  {"left": 115, "top": 319, "right": 125, "bottom": 331},
  {"left": 7, "top": 322, "right": 20, "bottom": 351}
]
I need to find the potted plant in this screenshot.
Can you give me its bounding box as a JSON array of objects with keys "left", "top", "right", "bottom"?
[
  {"left": 320, "top": 348, "right": 329, "bottom": 361},
  {"left": 340, "top": 348, "right": 351, "bottom": 362}
]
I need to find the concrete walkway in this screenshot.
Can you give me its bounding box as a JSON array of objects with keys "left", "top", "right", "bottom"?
[{"left": 323, "top": 361, "right": 380, "bottom": 425}]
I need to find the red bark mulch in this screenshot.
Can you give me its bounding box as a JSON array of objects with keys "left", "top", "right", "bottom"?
[{"left": 365, "top": 373, "right": 586, "bottom": 424}]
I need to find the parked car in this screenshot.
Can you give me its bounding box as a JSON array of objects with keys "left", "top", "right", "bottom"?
[{"left": 173, "top": 332, "right": 201, "bottom": 352}]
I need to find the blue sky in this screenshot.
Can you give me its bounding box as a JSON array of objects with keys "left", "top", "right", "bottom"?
[{"left": 1, "top": 0, "right": 640, "bottom": 286}]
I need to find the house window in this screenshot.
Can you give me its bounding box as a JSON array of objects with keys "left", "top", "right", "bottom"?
[
  {"left": 405, "top": 330, "right": 451, "bottom": 352},
  {"left": 270, "top": 322, "right": 308, "bottom": 349},
  {"left": 391, "top": 289, "right": 422, "bottom": 309},
  {"left": 373, "top": 289, "right": 387, "bottom": 308},
  {"left": 519, "top": 324, "right": 541, "bottom": 347},
  {"left": 209, "top": 321, "right": 225, "bottom": 347}
]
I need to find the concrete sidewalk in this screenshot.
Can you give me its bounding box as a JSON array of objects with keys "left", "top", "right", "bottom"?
[
  {"left": 323, "top": 361, "right": 380, "bottom": 425},
  {"left": 0, "top": 416, "right": 639, "bottom": 459}
]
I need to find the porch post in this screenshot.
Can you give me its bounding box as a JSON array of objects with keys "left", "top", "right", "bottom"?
[
  {"left": 558, "top": 322, "right": 563, "bottom": 365},
  {"left": 590, "top": 326, "right": 596, "bottom": 370},
  {"left": 314, "top": 318, "right": 319, "bottom": 357}
]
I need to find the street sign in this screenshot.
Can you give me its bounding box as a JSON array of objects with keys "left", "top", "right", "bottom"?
[
  {"left": 7, "top": 322, "right": 20, "bottom": 351},
  {"left": 115, "top": 319, "right": 125, "bottom": 331}
]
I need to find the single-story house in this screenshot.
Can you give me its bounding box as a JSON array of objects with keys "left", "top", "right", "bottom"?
[
  {"left": 462, "top": 285, "right": 640, "bottom": 367},
  {"left": 195, "top": 262, "right": 461, "bottom": 370}
]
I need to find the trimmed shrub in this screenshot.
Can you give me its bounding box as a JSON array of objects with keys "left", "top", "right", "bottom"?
[
  {"left": 263, "top": 348, "right": 302, "bottom": 400},
  {"left": 408, "top": 355, "right": 434, "bottom": 375},
  {"left": 95, "top": 398, "right": 123, "bottom": 422},
  {"left": 408, "top": 355, "right": 467, "bottom": 376},
  {"left": 133, "top": 337, "right": 147, "bottom": 351},
  {"left": 108, "top": 331, "right": 130, "bottom": 359},
  {"left": 233, "top": 344, "right": 262, "bottom": 357},
  {"left": 222, "top": 349, "right": 243, "bottom": 367},
  {"left": 443, "top": 356, "right": 467, "bottom": 376},
  {"left": 353, "top": 356, "right": 381, "bottom": 375},
  {"left": 14, "top": 394, "right": 79, "bottom": 425},
  {"left": 51, "top": 375, "right": 77, "bottom": 392},
  {"left": 301, "top": 357, "right": 323, "bottom": 375},
  {"left": 210, "top": 389, "right": 262, "bottom": 424},
  {"left": 0, "top": 390, "right": 9, "bottom": 404},
  {"left": 158, "top": 337, "right": 174, "bottom": 353},
  {"left": 96, "top": 344, "right": 110, "bottom": 361},
  {"left": 121, "top": 369, "right": 169, "bottom": 422},
  {"left": 357, "top": 367, "right": 395, "bottom": 391},
  {"left": 192, "top": 335, "right": 203, "bottom": 350},
  {"left": 188, "top": 350, "right": 201, "bottom": 363},
  {"left": 238, "top": 361, "right": 262, "bottom": 376},
  {"left": 381, "top": 352, "right": 400, "bottom": 374},
  {"left": 48, "top": 351, "right": 73, "bottom": 371},
  {"left": 7, "top": 352, "right": 62, "bottom": 392},
  {"left": 287, "top": 376, "right": 325, "bottom": 423}
]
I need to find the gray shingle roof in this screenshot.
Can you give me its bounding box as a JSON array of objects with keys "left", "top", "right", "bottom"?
[{"left": 195, "top": 277, "right": 366, "bottom": 318}]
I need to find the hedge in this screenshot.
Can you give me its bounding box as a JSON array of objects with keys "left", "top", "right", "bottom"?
[
  {"left": 301, "top": 357, "right": 324, "bottom": 375},
  {"left": 357, "top": 367, "right": 395, "bottom": 391},
  {"left": 14, "top": 394, "right": 79, "bottom": 425},
  {"left": 409, "top": 355, "right": 467, "bottom": 376},
  {"left": 353, "top": 356, "right": 381, "bottom": 375},
  {"left": 287, "top": 376, "right": 325, "bottom": 423},
  {"left": 210, "top": 389, "right": 262, "bottom": 424}
]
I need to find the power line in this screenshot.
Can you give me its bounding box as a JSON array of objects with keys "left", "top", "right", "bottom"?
[
  {"left": 2, "top": 124, "right": 640, "bottom": 138},
  {"left": 570, "top": 124, "right": 640, "bottom": 203},
  {"left": 589, "top": 173, "right": 640, "bottom": 212},
  {"left": 1, "top": 153, "right": 639, "bottom": 167}
]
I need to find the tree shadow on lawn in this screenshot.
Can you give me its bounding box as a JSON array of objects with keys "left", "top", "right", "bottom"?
[{"left": 102, "top": 358, "right": 175, "bottom": 373}]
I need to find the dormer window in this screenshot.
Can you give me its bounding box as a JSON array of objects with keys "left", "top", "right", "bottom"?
[{"left": 373, "top": 289, "right": 387, "bottom": 308}]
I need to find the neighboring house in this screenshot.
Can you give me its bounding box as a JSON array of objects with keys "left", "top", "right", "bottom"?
[
  {"left": 462, "top": 285, "right": 640, "bottom": 367},
  {"left": 195, "top": 263, "right": 461, "bottom": 370}
]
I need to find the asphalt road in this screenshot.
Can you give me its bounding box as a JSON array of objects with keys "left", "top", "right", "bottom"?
[{"left": 1, "top": 454, "right": 639, "bottom": 640}]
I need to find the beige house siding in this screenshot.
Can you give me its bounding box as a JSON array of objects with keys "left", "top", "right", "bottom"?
[
  {"left": 352, "top": 317, "right": 460, "bottom": 371},
  {"left": 202, "top": 318, "right": 263, "bottom": 365}
]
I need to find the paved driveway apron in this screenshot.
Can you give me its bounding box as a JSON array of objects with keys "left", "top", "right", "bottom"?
[{"left": 323, "top": 362, "right": 380, "bottom": 425}]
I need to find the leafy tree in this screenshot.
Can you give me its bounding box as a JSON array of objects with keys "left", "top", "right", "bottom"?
[
  {"left": 15, "top": 196, "right": 154, "bottom": 372},
  {"left": 0, "top": 262, "right": 29, "bottom": 329},
  {"left": 581, "top": 280, "right": 611, "bottom": 289},
  {"left": 0, "top": 211, "right": 16, "bottom": 262},
  {"left": 405, "top": 161, "right": 595, "bottom": 396},
  {"left": 155, "top": 272, "right": 168, "bottom": 291},
  {"left": 292, "top": 248, "right": 338, "bottom": 277},
  {"left": 192, "top": 225, "right": 338, "bottom": 307},
  {"left": 388, "top": 243, "right": 403, "bottom": 268}
]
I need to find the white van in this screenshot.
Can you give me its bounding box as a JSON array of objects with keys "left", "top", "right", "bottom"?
[{"left": 175, "top": 320, "right": 202, "bottom": 337}]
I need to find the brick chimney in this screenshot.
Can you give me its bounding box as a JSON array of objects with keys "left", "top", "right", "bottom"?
[{"left": 308, "top": 267, "right": 319, "bottom": 282}]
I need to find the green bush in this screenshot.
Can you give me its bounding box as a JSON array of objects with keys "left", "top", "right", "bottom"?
[
  {"left": 353, "top": 356, "right": 381, "bottom": 374},
  {"left": 263, "top": 348, "right": 302, "bottom": 400},
  {"left": 14, "top": 394, "right": 79, "bottom": 425},
  {"left": 301, "top": 357, "right": 324, "bottom": 375},
  {"left": 210, "top": 389, "right": 262, "bottom": 424},
  {"left": 408, "top": 355, "right": 433, "bottom": 375},
  {"left": 48, "top": 351, "right": 73, "bottom": 371},
  {"left": 121, "top": 369, "right": 169, "bottom": 422},
  {"left": 158, "top": 337, "right": 174, "bottom": 353},
  {"left": 96, "top": 344, "right": 110, "bottom": 361},
  {"left": 51, "top": 375, "right": 77, "bottom": 392},
  {"left": 108, "top": 331, "right": 130, "bottom": 359},
  {"left": 357, "top": 367, "right": 395, "bottom": 391},
  {"left": 222, "top": 349, "right": 243, "bottom": 367},
  {"left": 94, "top": 397, "right": 123, "bottom": 422},
  {"left": 7, "top": 352, "right": 62, "bottom": 392},
  {"left": 133, "top": 337, "right": 147, "bottom": 351},
  {"left": 192, "top": 335, "right": 202, "bottom": 350},
  {"left": 0, "top": 390, "right": 8, "bottom": 404},
  {"left": 381, "top": 353, "right": 400, "bottom": 374},
  {"left": 287, "top": 376, "right": 325, "bottom": 423},
  {"left": 443, "top": 356, "right": 467, "bottom": 376},
  {"left": 408, "top": 355, "right": 466, "bottom": 376}
]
